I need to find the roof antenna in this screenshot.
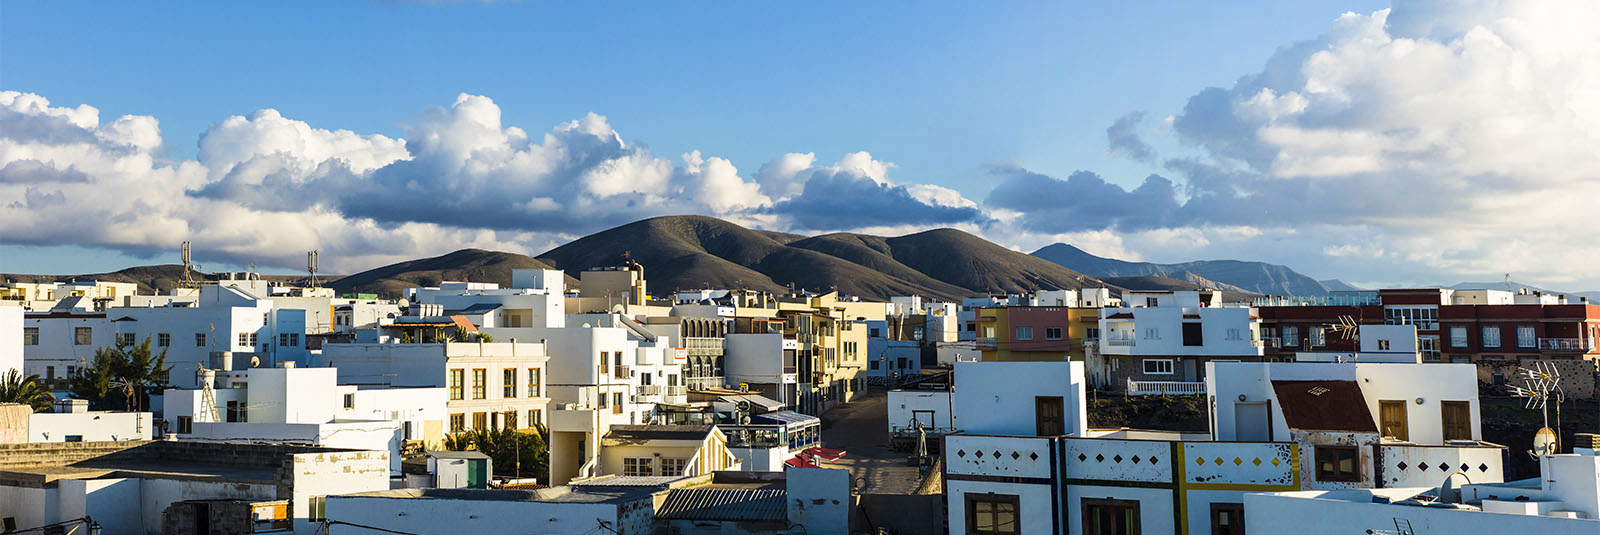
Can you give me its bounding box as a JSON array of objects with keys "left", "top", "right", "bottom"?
[{"left": 307, "top": 250, "right": 320, "bottom": 289}]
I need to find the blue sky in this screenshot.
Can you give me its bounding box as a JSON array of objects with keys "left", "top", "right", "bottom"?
[{"left": 5, "top": 1, "right": 1599, "bottom": 292}]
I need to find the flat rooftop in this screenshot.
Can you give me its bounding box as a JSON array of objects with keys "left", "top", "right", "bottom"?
[
  {"left": 0, "top": 440, "right": 365, "bottom": 487},
  {"left": 339, "top": 486, "right": 653, "bottom": 504}
]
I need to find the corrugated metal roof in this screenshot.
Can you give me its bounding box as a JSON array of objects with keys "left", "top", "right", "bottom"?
[
  {"left": 751, "top": 410, "right": 819, "bottom": 426},
  {"left": 656, "top": 488, "right": 787, "bottom": 522},
  {"left": 1271, "top": 380, "right": 1378, "bottom": 433}
]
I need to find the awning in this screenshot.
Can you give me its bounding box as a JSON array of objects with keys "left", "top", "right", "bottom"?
[
  {"left": 718, "top": 394, "right": 786, "bottom": 412},
  {"left": 803, "top": 446, "right": 846, "bottom": 462}
]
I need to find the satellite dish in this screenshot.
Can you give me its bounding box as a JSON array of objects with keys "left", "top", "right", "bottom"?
[
  {"left": 1533, "top": 427, "right": 1558, "bottom": 456},
  {"left": 1438, "top": 472, "right": 1471, "bottom": 503},
  {"left": 249, "top": 355, "right": 261, "bottom": 368}
]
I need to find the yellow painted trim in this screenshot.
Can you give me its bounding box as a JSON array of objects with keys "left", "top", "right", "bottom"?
[
  {"left": 1291, "top": 443, "right": 1301, "bottom": 489},
  {"left": 1174, "top": 442, "right": 1188, "bottom": 535}
]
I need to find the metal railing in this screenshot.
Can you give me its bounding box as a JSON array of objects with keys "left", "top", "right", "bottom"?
[
  {"left": 637, "top": 384, "right": 662, "bottom": 396},
  {"left": 974, "top": 337, "right": 997, "bottom": 349},
  {"left": 890, "top": 425, "right": 959, "bottom": 438},
  {"left": 686, "top": 376, "right": 724, "bottom": 390},
  {"left": 666, "top": 385, "right": 687, "bottom": 396},
  {"left": 1105, "top": 338, "right": 1135, "bottom": 347},
  {"left": 1126, "top": 379, "right": 1205, "bottom": 396},
  {"left": 1538, "top": 338, "right": 1592, "bottom": 351}
]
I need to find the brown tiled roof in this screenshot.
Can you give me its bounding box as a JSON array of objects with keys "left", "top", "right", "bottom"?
[{"left": 1270, "top": 380, "right": 1377, "bottom": 433}]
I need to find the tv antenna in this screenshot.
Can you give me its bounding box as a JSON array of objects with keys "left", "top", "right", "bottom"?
[
  {"left": 1508, "top": 361, "right": 1564, "bottom": 456},
  {"left": 307, "top": 250, "right": 320, "bottom": 288},
  {"left": 180, "top": 241, "right": 203, "bottom": 288}
]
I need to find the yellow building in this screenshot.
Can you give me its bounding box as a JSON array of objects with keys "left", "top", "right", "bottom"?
[{"left": 597, "top": 424, "right": 740, "bottom": 478}]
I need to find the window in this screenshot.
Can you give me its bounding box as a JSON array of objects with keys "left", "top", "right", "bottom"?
[
  {"left": 116, "top": 333, "right": 137, "bottom": 347},
  {"left": 527, "top": 368, "right": 541, "bottom": 397},
  {"left": 1182, "top": 323, "right": 1203, "bottom": 346},
  {"left": 449, "top": 414, "right": 465, "bottom": 432},
  {"left": 448, "top": 369, "right": 464, "bottom": 400},
  {"left": 1379, "top": 400, "right": 1408, "bottom": 441},
  {"left": 1045, "top": 327, "right": 1063, "bottom": 340},
  {"left": 660, "top": 457, "right": 688, "bottom": 476},
  {"left": 1416, "top": 336, "right": 1439, "bottom": 361},
  {"left": 472, "top": 412, "right": 487, "bottom": 430},
  {"left": 967, "top": 494, "right": 1021, "bottom": 535},
  {"left": 1447, "top": 326, "right": 1468, "bottom": 348},
  {"left": 1280, "top": 326, "right": 1299, "bottom": 347},
  {"left": 1383, "top": 306, "right": 1438, "bottom": 330},
  {"left": 1314, "top": 446, "right": 1359, "bottom": 482},
  {"left": 1082, "top": 498, "right": 1139, "bottom": 535},
  {"left": 176, "top": 416, "right": 193, "bottom": 434},
  {"left": 1442, "top": 401, "right": 1471, "bottom": 441},
  {"left": 1145, "top": 297, "right": 1159, "bottom": 307},
  {"left": 599, "top": 351, "right": 611, "bottom": 375},
  {"left": 1142, "top": 359, "right": 1174, "bottom": 375},
  {"left": 1143, "top": 327, "right": 1160, "bottom": 340},
  {"left": 870, "top": 328, "right": 881, "bottom": 338},
  {"left": 278, "top": 333, "right": 299, "bottom": 347},
  {"left": 1225, "top": 328, "right": 1241, "bottom": 341},
  {"left": 1481, "top": 326, "right": 1501, "bottom": 348},
  {"left": 23, "top": 327, "right": 38, "bottom": 346},
  {"left": 1377, "top": 339, "right": 1391, "bottom": 350},
  {"left": 1015, "top": 327, "right": 1033, "bottom": 340},
  {"left": 1310, "top": 327, "right": 1326, "bottom": 347},
  {"left": 1517, "top": 325, "right": 1536, "bottom": 348},
  {"left": 471, "top": 369, "right": 487, "bottom": 399},
  {"left": 623, "top": 457, "right": 654, "bottom": 476},
  {"left": 1210, "top": 503, "right": 1244, "bottom": 535},
  {"left": 343, "top": 393, "right": 354, "bottom": 409},
  {"left": 897, "top": 357, "right": 909, "bottom": 369},
  {"left": 1085, "top": 327, "right": 1100, "bottom": 340},
  {"left": 74, "top": 327, "right": 92, "bottom": 345},
  {"left": 613, "top": 392, "right": 624, "bottom": 414},
  {"left": 598, "top": 390, "right": 609, "bottom": 408},
  {"left": 527, "top": 409, "right": 542, "bottom": 427},
  {"left": 504, "top": 410, "right": 517, "bottom": 429},
  {"left": 503, "top": 369, "right": 517, "bottom": 398},
  {"left": 870, "top": 360, "right": 880, "bottom": 370},
  {"left": 196, "top": 332, "right": 207, "bottom": 347},
  {"left": 225, "top": 400, "right": 242, "bottom": 422},
  {"left": 238, "top": 332, "right": 250, "bottom": 347},
  {"left": 157, "top": 332, "right": 170, "bottom": 347}
]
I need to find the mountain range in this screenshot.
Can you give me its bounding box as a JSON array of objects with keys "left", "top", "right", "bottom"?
[
  {"left": 1030, "top": 243, "right": 1331, "bottom": 296},
  {"left": 13, "top": 215, "right": 1595, "bottom": 303}
]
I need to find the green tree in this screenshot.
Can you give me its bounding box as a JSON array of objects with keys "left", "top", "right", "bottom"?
[
  {"left": 0, "top": 370, "right": 56, "bottom": 412},
  {"left": 444, "top": 425, "right": 549, "bottom": 480},
  {"left": 70, "top": 337, "right": 172, "bottom": 411}
]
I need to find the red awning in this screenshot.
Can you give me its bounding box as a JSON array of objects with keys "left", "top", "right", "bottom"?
[
  {"left": 785, "top": 456, "right": 819, "bottom": 468},
  {"left": 804, "top": 446, "right": 847, "bottom": 462}
]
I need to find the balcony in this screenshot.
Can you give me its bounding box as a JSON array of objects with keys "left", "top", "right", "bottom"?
[
  {"left": 666, "top": 385, "right": 687, "bottom": 397},
  {"left": 1126, "top": 379, "right": 1205, "bottom": 396},
  {"left": 614, "top": 365, "right": 631, "bottom": 378},
  {"left": 686, "top": 376, "right": 724, "bottom": 390},
  {"left": 975, "top": 337, "right": 997, "bottom": 350},
  {"left": 549, "top": 404, "right": 598, "bottom": 433},
  {"left": 1104, "top": 337, "right": 1135, "bottom": 347},
  {"left": 637, "top": 384, "right": 662, "bottom": 396},
  {"left": 1538, "top": 338, "right": 1592, "bottom": 352}
]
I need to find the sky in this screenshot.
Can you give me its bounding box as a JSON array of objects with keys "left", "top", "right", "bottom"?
[{"left": 3, "top": 0, "right": 1598, "bottom": 291}]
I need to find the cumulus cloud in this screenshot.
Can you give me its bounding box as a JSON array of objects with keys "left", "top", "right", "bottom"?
[
  {"left": 1106, "top": 111, "right": 1156, "bottom": 162},
  {"left": 0, "top": 91, "right": 984, "bottom": 272},
  {"left": 764, "top": 152, "right": 987, "bottom": 230},
  {"left": 984, "top": 1, "right": 1600, "bottom": 287}
]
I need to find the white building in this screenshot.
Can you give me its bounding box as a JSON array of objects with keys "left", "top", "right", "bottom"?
[
  {"left": 24, "top": 285, "right": 311, "bottom": 389},
  {"left": 325, "top": 486, "right": 658, "bottom": 535},
  {"left": 1247, "top": 453, "right": 1599, "bottom": 533},
  {"left": 3, "top": 399, "right": 152, "bottom": 443},
  {"left": 161, "top": 365, "right": 446, "bottom": 475},
  {"left": 1098, "top": 290, "right": 1263, "bottom": 391},
  {"left": 316, "top": 341, "right": 551, "bottom": 439},
  {"left": 0, "top": 306, "right": 20, "bottom": 376},
  {"left": 723, "top": 333, "right": 800, "bottom": 406}
]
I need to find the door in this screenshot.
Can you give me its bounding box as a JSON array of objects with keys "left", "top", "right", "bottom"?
[
  {"left": 1211, "top": 503, "right": 1245, "bottom": 535},
  {"left": 1234, "top": 402, "right": 1270, "bottom": 442},
  {"left": 1035, "top": 396, "right": 1065, "bottom": 436},
  {"left": 1082, "top": 498, "right": 1140, "bottom": 535},
  {"left": 1379, "top": 400, "right": 1408, "bottom": 441},
  {"left": 466, "top": 459, "right": 488, "bottom": 489}
]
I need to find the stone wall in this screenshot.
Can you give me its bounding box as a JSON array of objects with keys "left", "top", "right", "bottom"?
[{"left": 1475, "top": 359, "right": 1598, "bottom": 399}]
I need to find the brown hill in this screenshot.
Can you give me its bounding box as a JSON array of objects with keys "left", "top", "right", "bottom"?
[
  {"left": 534, "top": 215, "right": 1112, "bottom": 300},
  {"left": 329, "top": 249, "right": 570, "bottom": 298},
  {"left": 1, "top": 265, "right": 324, "bottom": 295}
]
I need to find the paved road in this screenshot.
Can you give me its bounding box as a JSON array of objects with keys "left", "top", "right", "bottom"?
[{"left": 819, "top": 388, "right": 929, "bottom": 494}]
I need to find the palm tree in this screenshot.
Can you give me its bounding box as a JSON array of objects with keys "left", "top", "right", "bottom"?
[
  {"left": 0, "top": 370, "right": 55, "bottom": 412},
  {"left": 70, "top": 337, "right": 171, "bottom": 411},
  {"left": 443, "top": 426, "right": 548, "bottom": 479}
]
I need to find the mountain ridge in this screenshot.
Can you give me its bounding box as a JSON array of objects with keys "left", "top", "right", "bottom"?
[{"left": 1031, "top": 243, "right": 1330, "bottom": 296}]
